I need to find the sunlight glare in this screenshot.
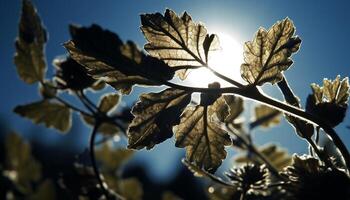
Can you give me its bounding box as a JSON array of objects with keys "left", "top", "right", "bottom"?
[{"left": 186, "top": 32, "right": 243, "bottom": 87}]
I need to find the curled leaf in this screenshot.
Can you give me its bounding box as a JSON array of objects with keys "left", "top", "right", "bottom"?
[
  {"left": 306, "top": 76, "right": 349, "bottom": 127},
  {"left": 14, "top": 0, "right": 47, "bottom": 84},
  {"left": 241, "top": 18, "right": 301, "bottom": 85},
  {"left": 14, "top": 100, "right": 72, "bottom": 133},
  {"left": 176, "top": 96, "right": 232, "bottom": 172},
  {"left": 141, "top": 9, "right": 220, "bottom": 79},
  {"left": 128, "top": 88, "right": 191, "bottom": 149},
  {"left": 65, "top": 24, "right": 174, "bottom": 94}
]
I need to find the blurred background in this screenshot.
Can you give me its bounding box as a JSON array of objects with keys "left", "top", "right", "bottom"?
[{"left": 0, "top": 0, "right": 349, "bottom": 199}]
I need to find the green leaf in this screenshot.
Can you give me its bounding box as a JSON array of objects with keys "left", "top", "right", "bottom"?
[
  {"left": 175, "top": 96, "right": 232, "bottom": 172},
  {"left": 98, "top": 93, "right": 120, "bottom": 113},
  {"left": 14, "top": 0, "right": 47, "bottom": 84},
  {"left": 234, "top": 144, "right": 292, "bottom": 171},
  {"left": 141, "top": 9, "right": 220, "bottom": 79},
  {"left": 64, "top": 24, "right": 174, "bottom": 94},
  {"left": 80, "top": 114, "right": 119, "bottom": 135},
  {"left": 241, "top": 18, "right": 301, "bottom": 85},
  {"left": 306, "top": 76, "right": 349, "bottom": 127},
  {"left": 14, "top": 100, "right": 72, "bottom": 133},
  {"left": 96, "top": 144, "right": 134, "bottom": 171},
  {"left": 251, "top": 104, "right": 281, "bottom": 129},
  {"left": 128, "top": 88, "right": 191, "bottom": 149},
  {"left": 4, "top": 133, "right": 42, "bottom": 193}
]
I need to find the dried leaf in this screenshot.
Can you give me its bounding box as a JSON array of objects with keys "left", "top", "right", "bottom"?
[
  {"left": 251, "top": 105, "right": 281, "bottom": 129},
  {"left": 306, "top": 76, "right": 349, "bottom": 127},
  {"left": 81, "top": 114, "right": 119, "bottom": 135},
  {"left": 141, "top": 9, "right": 220, "bottom": 79},
  {"left": 98, "top": 93, "right": 120, "bottom": 113},
  {"left": 65, "top": 24, "right": 174, "bottom": 94},
  {"left": 14, "top": 100, "right": 72, "bottom": 133},
  {"left": 176, "top": 96, "right": 231, "bottom": 172},
  {"left": 4, "top": 133, "right": 41, "bottom": 193},
  {"left": 128, "top": 88, "right": 191, "bottom": 149},
  {"left": 234, "top": 144, "right": 292, "bottom": 171},
  {"left": 241, "top": 18, "right": 301, "bottom": 85},
  {"left": 14, "top": 0, "right": 47, "bottom": 84}
]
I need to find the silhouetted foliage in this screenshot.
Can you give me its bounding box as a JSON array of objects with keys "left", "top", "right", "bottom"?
[{"left": 3, "top": 0, "right": 350, "bottom": 199}]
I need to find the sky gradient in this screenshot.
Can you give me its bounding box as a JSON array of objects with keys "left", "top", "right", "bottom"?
[{"left": 0, "top": 0, "right": 349, "bottom": 181}]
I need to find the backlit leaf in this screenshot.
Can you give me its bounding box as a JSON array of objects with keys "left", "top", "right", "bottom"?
[
  {"left": 98, "top": 93, "right": 120, "bottom": 113},
  {"left": 128, "top": 88, "right": 191, "bottom": 149},
  {"left": 14, "top": 0, "right": 47, "bottom": 84},
  {"left": 176, "top": 96, "right": 232, "bottom": 172},
  {"left": 141, "top": 9, "right": 220, "bottom": 79},
  {"left": 241, "top": 18, "right": 301, "bottom": 85},
  {"left": 162, "top": 191, "right": 183, "bottom": 200},
  {"left": 96, "top": 144, "right": 134, "bottom": 171},
  {"left": 14, "top": 100, "right": 72, "bottom": 133},
  {"left": 4, "top": 133, "right": 41, "bottom": 193},
  {"left": 251, "top": 105, "right": 281, "bottom": 129},
  {"left": 117, "top": 178, "right": 143, "bottom": 200},
  {"left": 234, "top": 144, "right": 292, "bottom": 171},
  {"left": 81, "top": 114, "right": 119, "bottom": 135},
  {"left": 306, "top": 76, "right": 349, "bottom": 127},
  {"left": 65, "top": 24, "right": 174, "bottom": 94}
]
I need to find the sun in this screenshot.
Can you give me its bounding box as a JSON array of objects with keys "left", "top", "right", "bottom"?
[{"left": 186, "top": 32, "right": 244, "bottom": 87}]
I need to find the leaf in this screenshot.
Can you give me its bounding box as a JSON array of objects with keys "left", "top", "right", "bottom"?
[
  {"left": 39, "top": 81, "right": 57, "bottom": 99},
  {"left": 141, "top": 9, "right": 220, "bottom": 79},
  {"left": 81, "top": 114, "right": 119, "bottom": 135},
  {"left": 234, "top": 144, "right": 292, "bottom": 171},
  {"left": 14, "top": 100, "right": 72, "bottom": 132},
  {"left": 98, "top": 93, "right": 120, "bottom": 113},
  {"left": 117, "top": 178, "right": 143, "bottom": 200},
  {"left": 222, "top": 95, "right": 244, "bottom": 124},
  {"left": 96, "top": 144, "right": 134, "bottom": 171},
  {"left": 175, "top": 96, "right": 232, "bottom": 172},
  {"left": 251, "top": 105, "right": 281, "bottom": 129},
  {"left": 306, "top": 76, "right": 349, "bottom": 127},
  {"left": 241, "top": 18, "right": 301, "bottom": 85},
  {"left": 29, "top": 180, "right": 56, "bottom": 200},
  {"left": 128, "top": 88, "right": 191, "bottom": 149},
  {"left": 14, "top": 0, "right": 47, "bottom": 84},
  {"left": 4, "top": 133, "right": 42, "bottom": 193},
  {"left": 64, "top": 24, "right": 174, "bottom": 94},
  {"left": 54, "top": 57, "right": 96, "bottom": 90},
  {"left": 162, "top": 191, "right": 183, "bottom": 200}
]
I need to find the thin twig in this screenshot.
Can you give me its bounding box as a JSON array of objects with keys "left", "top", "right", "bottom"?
[
  {"left": 89, "top": 121, "right": 125, "bottom": 200},
  {"left": 54, "top": 96, "right": 90, "bottom": 116}
]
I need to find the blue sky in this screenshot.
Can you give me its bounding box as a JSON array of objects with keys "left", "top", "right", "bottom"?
[{"left": 0, "top": 0, "right": 349, "bottom": 181}]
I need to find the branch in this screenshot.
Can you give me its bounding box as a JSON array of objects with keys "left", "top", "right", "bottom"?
[
  {"left": 89, "top": 121, "right": 125, "bottom": 200},
  {"left": 163, "top": 81, "right": 350, "bottom": 170}
]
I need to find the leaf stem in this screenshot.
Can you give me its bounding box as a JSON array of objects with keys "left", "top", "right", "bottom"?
[
  {"left": 163, "top": 80, "right": 350, "bottom": 169},
  {"left": 54, "top": 96, "right": 90, "bottom": 116}
]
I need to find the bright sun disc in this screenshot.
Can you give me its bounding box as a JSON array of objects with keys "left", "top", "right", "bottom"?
[{"left": 186, "top": 32, "right": 243, "bottom": 87}]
